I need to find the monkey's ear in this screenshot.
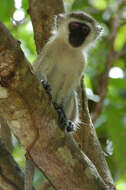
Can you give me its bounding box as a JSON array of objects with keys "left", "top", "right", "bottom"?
[{"left": 54, "top": 13, "right": 65, "bottom": 29}]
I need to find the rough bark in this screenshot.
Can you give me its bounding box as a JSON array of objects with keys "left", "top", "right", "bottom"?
[
  {"left": 28, "top": 0, "right": 116, "bottom": 189},
  {"left": 0, "top": 0, "right": 117, "bottom": 189},
  {"left": 0, "top": 139, "right": 24, "bottom": 190},
  {"left": 0, "top": 122, "right": 36, "bottom": 190},
  {"left": 0, "top": 117, "right": 12, "bottom": 152},
  {"left": 74, "top": 81, "right": 115, "bottom": 189},
  {"left": 0, "top": 21, "right": 109, "bottom": 189},
  {"left": 28, "top": 0, "right": 64, "bottom": 53}
]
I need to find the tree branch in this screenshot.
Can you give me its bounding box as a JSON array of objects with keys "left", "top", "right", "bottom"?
[
  {"left": 74, "top": 80, "right": 116, "bottom": 189},
  {"left": 27, "top": 0, "right": 116, "bottom": 189},
  {"left": 0, "top": 117, "right": 12, "bottom": 152},
  {"left": 0, "top": 20, "right": 109, "bottom": 189},
  {"left": 28, "top": 0, "right": 64, "bottom": 53},
  {"left": 0, "top": 139, "right": 24, "bottom": 190}
]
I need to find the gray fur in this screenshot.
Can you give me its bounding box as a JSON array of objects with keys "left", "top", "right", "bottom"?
[{"left": 32, "top": 11, "right": 103, "bottom": 129}]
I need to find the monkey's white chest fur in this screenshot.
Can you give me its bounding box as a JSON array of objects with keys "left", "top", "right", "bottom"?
[{"left": 34, "top": 39, "right": 85, "bottom": 105}]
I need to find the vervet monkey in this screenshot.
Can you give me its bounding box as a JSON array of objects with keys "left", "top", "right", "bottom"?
[
  {"left": 25, "top": 11, "right": 103, "bottom": 190},
  {"left": 32, "top": 11, "right": 103, "bottom": 132}
]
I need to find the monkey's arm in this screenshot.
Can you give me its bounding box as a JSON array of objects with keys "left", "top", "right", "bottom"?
[{"left": 32, "top": 40, "right": 55, "bottom": 82}]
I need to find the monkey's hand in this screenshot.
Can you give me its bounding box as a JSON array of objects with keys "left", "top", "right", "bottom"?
[
  {"left": 41, "top": 80, "right": 51, "bottom": 95},
  {"left": 53, "top": 102, "right": 76, "bottom": 132}
]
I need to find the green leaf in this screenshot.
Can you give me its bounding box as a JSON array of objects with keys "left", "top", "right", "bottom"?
[
  {"left": 22, "top": 0, "right": 28, "bottom": 13},
  {"left": 0, "top": 0, "right": 15, "bottom": 21},
  {"left": 109, "top": 78, "right": 126, "bottom": 90},
  {"left": 92, "top": 0, "right": 108, "bottom": 10},
  {"left": 71, "top": 0, "right": 89, "bottom": 10},
  {"left": 114, "top": 25, "right": 126, "bottom": 51}
]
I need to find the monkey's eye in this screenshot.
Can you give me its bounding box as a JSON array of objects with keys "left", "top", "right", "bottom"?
[
  {"left": 82, "top": 24, "right": 90, "bottom": 35},
  {"left": 69, "top": 22, "right": 80, "bottom": 30}
]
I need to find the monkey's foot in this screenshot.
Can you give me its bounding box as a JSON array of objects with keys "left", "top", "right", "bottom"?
[
  {"left": 41, "top": 80, "right": 51, "bottom": 94},
  {"left": 63, "top": 120, "right": 76, "bottom": 132},
  {"left": 53, "top": 102, "right": 75, "bottom": 132}
]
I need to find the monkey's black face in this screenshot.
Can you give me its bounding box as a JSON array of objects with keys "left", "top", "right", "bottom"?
[{"left": 69, "top": 21, "right": 90, "bottom": 47}]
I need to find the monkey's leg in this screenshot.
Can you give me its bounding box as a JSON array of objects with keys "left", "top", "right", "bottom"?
[
  {"left": 53, "top": 102, "right": 76, "bottom": 132},
  {"left": 41, "top": 80, "right": 75, "bottom": 132},
  {"left": 24, "top": 159, "right": 34, "bottom": 190},
  {"left": 41, "top": 80, "right": 51, "bottom": 94},
  {"left": 68, "top": 91, "right": 80, "bottom": 125},
  {"left": 65, "top": 91, "right": 79, "bottom": 130}
]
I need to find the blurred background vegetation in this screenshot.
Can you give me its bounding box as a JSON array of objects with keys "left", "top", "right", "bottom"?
[{"left": 0, "top": 0, "right": 126, "bottom": 189}]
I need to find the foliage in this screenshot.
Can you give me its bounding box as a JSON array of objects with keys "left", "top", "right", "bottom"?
[
  {"left": 66, "top": 1, "right": 126, "bottom": 189},
  {"left": 0, "top": 0, "right": 126, "bottom": 189}
]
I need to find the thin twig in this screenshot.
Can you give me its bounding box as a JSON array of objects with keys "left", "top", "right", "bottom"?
[{"left": 93, "top": 1, "right": 124, "bottom": 122}]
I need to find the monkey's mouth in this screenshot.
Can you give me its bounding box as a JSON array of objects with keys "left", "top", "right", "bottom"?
[{"left": 69, "top": 22, "right": 90, "bottom": 47}]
